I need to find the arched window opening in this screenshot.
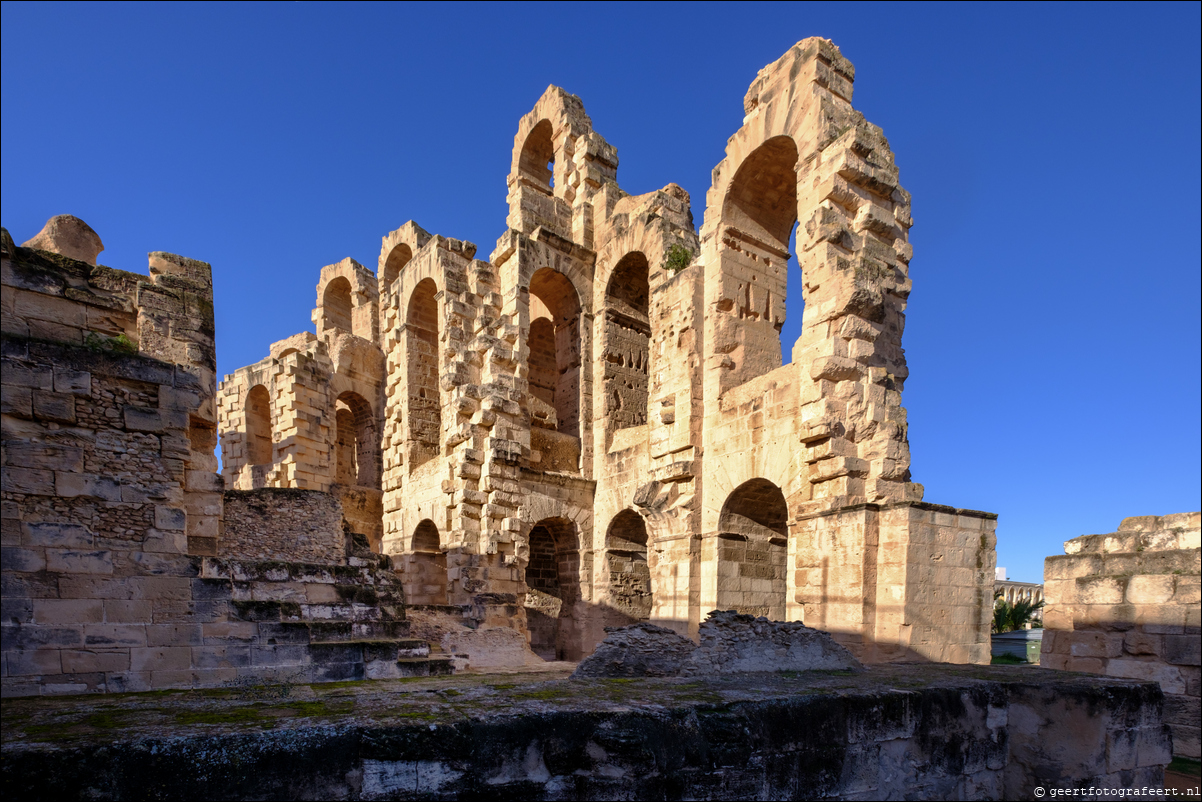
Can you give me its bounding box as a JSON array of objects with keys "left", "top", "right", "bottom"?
[
  {"left": 524, "top": 518, "right": 580, "bottom": 661},
  {"left": 721, "top": 135, "right": 799, "bottom": 375},
  {"left": 725, "top": 136, "right": 799, "bottom": 252},
  {"left": 603, "top": 251, "right": 650, "bottom": 430},
  {"left": 518, "top": 119, "right": 554, "bottom": 191},
  {"left": 717, "top": 478, "right": 789, "bottom": 620},
  {"left": 407, "top": 519, "right": 448, "bottom": 606},
  {"left": 528, "top": 268, "right": 581, "bottom": 438},
  {"left": 334, "top": 391, "right": 378, "bottom": 489},
  {"left": 382, "top": 243, "right": 413, "bottom": 291},
  {"left": 406, "top": 278, "right": 440, "bottom": 470},
  {"left": 245, "top": 384, "right": 272, "bottom": 467},
  {"left": 322, "top": 276, "right": 354, "bottom": 333},
  {"left": 606, "top": 510, "right": 651, "bottom": 622}
]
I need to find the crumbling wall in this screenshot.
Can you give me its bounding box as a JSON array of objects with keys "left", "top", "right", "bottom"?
[
  {"left": 221, "top": 489, "right": 345, "bottom": 563},
  {"left": 1041, "top": 512, "right": 1201, "bottom": 758},
  {"left": 1, "top": 222, "right": 432, "bottom": 697},
  {"left": 1, "top": 223, "right": 227, "bottom": 694},
  {"left": 210, "top": 36, "right": 1000, "bottom": 667}
]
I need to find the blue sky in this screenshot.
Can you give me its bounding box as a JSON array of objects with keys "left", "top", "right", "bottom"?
[{"left": 3, "top": 2, "right": 1199, "bottom": 582}]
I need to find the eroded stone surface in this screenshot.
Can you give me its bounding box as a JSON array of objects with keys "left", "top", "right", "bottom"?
[
  {"left": 571, "top": 622, "right": 698, "bottom": 678},
  {"left": 21, "top": 214, "right": 104, "bottom": 265},
  {"left": 684, "top": 610, "right": 863, "bottom": 675},
  {"left": 0, "top": 666, "right": 1171, "bottom": 801},
  {"left": 1042, "top": 512, "right": 1201, "bottom": 758},
  {"left": 574, "top": 611, "right": 862, "bottom": 678}
]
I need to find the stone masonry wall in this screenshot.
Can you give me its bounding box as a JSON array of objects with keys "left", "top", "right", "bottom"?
[
  {"left": 211, "top": 38, "right": 999, "bottom": 667},
  {"left": 221, "top": 489, "right": 345, "bottom": 564},
  {"left": 1041, "top": 512, "right": 1201, "bottom": 758},
  {"left": 1, "top": 223, "right": 425, "bottom": 697}
]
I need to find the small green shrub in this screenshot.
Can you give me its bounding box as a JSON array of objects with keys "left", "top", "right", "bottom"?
[
  {"left": 662, "top": 244, "right": 694, "bottom": 274},
  {"left": 84, "top": 331, "right": 138, "bottom": 354}
]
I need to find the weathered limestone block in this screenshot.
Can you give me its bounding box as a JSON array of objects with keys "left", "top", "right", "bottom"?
[
  {"left": 1042, "top": 512, "right": 1201, "bottom": 758},
  {"left": 20, "top": 215, "right": 104, "bottom": 266}
]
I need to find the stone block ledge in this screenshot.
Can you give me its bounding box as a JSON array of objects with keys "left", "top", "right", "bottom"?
[{"left": 0, "top": 665, "right": 1168, "bottom": 801}]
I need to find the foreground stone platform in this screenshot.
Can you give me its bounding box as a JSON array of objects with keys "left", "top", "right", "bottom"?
[{"left": 1, "top": 665, "right": 1169, "bottom": 800}]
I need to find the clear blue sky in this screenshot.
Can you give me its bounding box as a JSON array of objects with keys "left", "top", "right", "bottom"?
[{"left": 4, "top": 2, "right": 1199, "bottom": 583}]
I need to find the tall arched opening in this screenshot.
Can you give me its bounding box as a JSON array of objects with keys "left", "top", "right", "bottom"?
[
  {"left": 322, "top": 276, "right": 354, "bottom": 333},
  {"left": 382, "top": 243, "right": 413, "bottom": 291},
  {"left": 717, "top": 478, "right": 789, "bottom": 619},
  {"left": 602, "top": 252, "right": 650, "bottom": 429},
  {"left": 605, "top": 509, "right": 651, "bottom": 622},
  {"left": 407, "top": 519, "right": 448, "bottom": 606},
  {"left": 245, "top": 384, "right": 272, "bottom": 467},
  {"left": 524, "top": 517, "right": 580, "bottom": 661},
  {"left": 406, "top": 278, "right": 440, "bottom": 471},
  {"left": 518, "top": 118, "right": 555, "bottom": 190},
  {"left": 334, "top": 391, "right": 377, "bottom": 489},
  {"left": 718, "top": 135, "right": 800, "bottom": 385},
  {"left": 528, "top": 268, "right": 582, "bottom": 438}
]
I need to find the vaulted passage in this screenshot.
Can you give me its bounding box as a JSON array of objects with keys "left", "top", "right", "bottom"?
[
  {"left": 406, "top": 278, "right": 440, "bottom": 470},
  {"left": 524, "top": 517, "right": 580, "bottom": 661},
  {"left": 245, "top": 384, "right": 272, "bottom": 467},
  {"left": 603, "top": 252, "right": 650, "bottom": 429},
  {"left": 407, "top": 519, "right": 448, "bottom": 605},
  {"left": 716, "top": 478, "right": 789, "bottom": 619},
  {"left": 606, "top": 510, "right": 651, "bottom": 622}
]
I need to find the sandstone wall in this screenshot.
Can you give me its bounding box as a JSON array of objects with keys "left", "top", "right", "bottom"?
[
  {"left": 1, "top": 226, "right": 427, "bottom": 697},
  {"left": 1041, "top": 512, "right": 1201, "bottom": 758},
  {"left": 221, "top": 489, "right": 345, "bottom": 564},
  {"left": 209, "top": 37, "right": 1000, "bottom": 667}
]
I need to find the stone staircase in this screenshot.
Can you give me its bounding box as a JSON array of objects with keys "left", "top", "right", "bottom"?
[{"left": 200, "top": 554, "right": 454, "bottom": 682}]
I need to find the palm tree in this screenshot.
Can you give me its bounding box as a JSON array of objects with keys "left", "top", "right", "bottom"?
[{"left": 992, "top": 595, "right": 1044, "bottom": 634}]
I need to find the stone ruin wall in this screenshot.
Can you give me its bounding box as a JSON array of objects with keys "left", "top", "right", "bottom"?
[
  {"left": 2, "top": 39, "right": 1000, "bottom": 698},
  {"left": 0, "top": 222, "right": 439, "bottom": 697},
  {"left": 213, "top": 38, "right": 997, "bottom": 666},
  {"left": 1041, "top": 512, "right": 1201, "bottom": 758},
  {"left": 221, "top": 488, "right": 345, "bottom": 564}
]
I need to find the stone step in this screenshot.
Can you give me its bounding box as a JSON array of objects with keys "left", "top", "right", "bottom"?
[
  {"left": 306, "top": 620, "right": 411, "bottom": 643},
  {"left": 396, "top": 656, "right": 455, "bottom": 678}
]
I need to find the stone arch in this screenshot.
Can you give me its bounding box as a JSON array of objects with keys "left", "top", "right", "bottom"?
[
  {"left": 722, "top": 135, "right": 799, "bottom": 253},
  {"left": 524, "top": 517, "right": 580, "bottom": 661},
  {"left": 334, "top": 390, "right": 377, "bottom": 489},
  {"left": 717, "top": 478, "right": 789, "bottom": 619},
  {"left": 408, "top": 518, "right": 448, "bottom": 606},
  {"left": 245, "top": 384, "right": 272, "bottom": 467},
  {"left": 381, "top": 243, "right": 412, "bottom": 290},
  {"left": 518, "top": 118, "right": 554, "bottom": 190},
  {"left": 605, "top": 509, "right": 651, "bottom": 622},
  {"left": 321, "top": 276, "right": 354, "bottom": 334},
  {"left": 377, "top": 221, "right": 433, "bottom": 301},
  {"left": 406, "top": 277, "right": 440, "bottom": 470},
  {"left": 602, "top": 251, "right": 650, "bottom": 429},
  {"left": 528, "top": 267, "right": 582, "bottom": 439}
]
